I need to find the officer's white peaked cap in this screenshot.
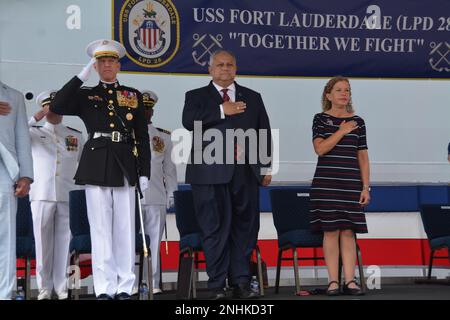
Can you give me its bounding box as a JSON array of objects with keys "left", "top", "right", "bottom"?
[
  {"left": 142, "top": 90, "right": 158, "bottom": 103},
  {"left": 86, "top": 39, "right": 126, "bottom": 59},
  {"left": 36, "top": 90, "right": 57, "bottom": 107},
  {"left": 141, "top": 90, "right": 159, "bottom": 108}
]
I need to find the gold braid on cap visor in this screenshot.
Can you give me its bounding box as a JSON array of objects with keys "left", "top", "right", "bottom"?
[
  {"left": 41, "top": 99, "right": 52, "bottom": 107},
  {"left": 143, "top": 101, "right": 155, "bottom": 109},
  {"left": 94, "top": 51, "right": 119, "bottom": 59}
]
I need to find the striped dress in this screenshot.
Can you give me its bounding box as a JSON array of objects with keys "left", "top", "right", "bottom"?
[{"left": 309, "top": 112, "right": 368, "bottom": 234}]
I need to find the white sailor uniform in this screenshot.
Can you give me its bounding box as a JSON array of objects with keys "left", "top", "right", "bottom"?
[
  {"left": 29, "top": 118, "right": 84, "bottom": 299},
  {"left": 142, "top": 124, "right": 177, "bottom": 291}
]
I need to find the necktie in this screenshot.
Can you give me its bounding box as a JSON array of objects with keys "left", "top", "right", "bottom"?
[
  {"left": 221, "top": 88, "right": 230, "bottom": 102},
  {"left": 221, "top": 88, "right": 242, "bottom": 161}
]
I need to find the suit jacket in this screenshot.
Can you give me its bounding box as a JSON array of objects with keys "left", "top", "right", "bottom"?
[
  {"left": 0, "top": 81, "right": 33, "bottom": 188},
  {"left": 50, "top": 76, "right": 150, "bottom": 187},
  {"left": 182, "top": 81, "right": 272, "bottom": 185}
]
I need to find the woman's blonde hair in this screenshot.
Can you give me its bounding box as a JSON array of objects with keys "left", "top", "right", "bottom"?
[{"left": 321, "top": 76, "right": 354, "bottom": 113}]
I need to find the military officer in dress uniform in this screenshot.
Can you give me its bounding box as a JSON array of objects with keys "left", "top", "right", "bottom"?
[
  {"left": 50, "top": 39, "right": 151, "bottom": 300},
  {"left": 0, "top": 81, "right": 33, "bottom": 300},
  {"left": 140, "top": 90, "right": 177, "bottom": 294},
  {"left": 29, "top": 90, "right": 84, "bottom": 300}
]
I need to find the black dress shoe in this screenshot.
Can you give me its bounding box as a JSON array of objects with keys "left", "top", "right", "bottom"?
[
  {"left": 326, "top": 281, "right": 340, "bottom": 296},
  {"left": 342, "top": 280, "right": 364, "bottom": 296},
  {"left": 115, "top": 292, "right": 131, "bottom": 300},
  {"left": 97, "top": 294, "right": 114, "bottom": 300},
  {"left": 210, "top": 288, "right": 227, "bottom": 300},
  {"left": 232, "top": 283, "right": 259, "bottom": 299}
]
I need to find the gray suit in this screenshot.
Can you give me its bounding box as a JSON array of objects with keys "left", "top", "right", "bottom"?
[{"left": 0, "top": 81, "right": 33, "bottom": 299}]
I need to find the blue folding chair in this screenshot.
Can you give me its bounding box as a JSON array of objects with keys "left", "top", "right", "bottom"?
[
  {"left": 174, "top": 189, "right": 264, "bottom": 299},
  {"left": 68, "top": 190, "right": 92, "bottom": 299},
  {"left": 419, "top": 204, "right": 450, "bottom": 280},
  {"left": 16, "top": 195, "right": 35, "bottom": 300},
  {"left": 270, "top": 188, "right": 365, "bottom": 294},
  {"left": 174, "top": 189, "right": 204, "bottom": 299}
]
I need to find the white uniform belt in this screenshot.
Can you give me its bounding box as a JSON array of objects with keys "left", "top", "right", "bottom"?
[{"left": 92, "top": 131, "right": 131, "bottom": 143}]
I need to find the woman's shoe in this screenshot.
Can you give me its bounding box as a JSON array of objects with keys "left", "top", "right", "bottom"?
[
  {"left": 342, "top": 280, "right": 364, "bottom": 296},
  {"left": 326, "top": 281, "right": 340, "bottom": 296}
]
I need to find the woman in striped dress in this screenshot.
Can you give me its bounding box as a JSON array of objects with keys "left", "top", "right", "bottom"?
[{"left": 309, "top": 76, "right": 371, "bottom": 296}]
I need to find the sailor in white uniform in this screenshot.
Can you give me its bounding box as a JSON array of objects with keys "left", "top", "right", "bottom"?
[
  {"left": 29, "top": 91, "right": 84, "bottom": 300},
  {"left": 141, "top": 90, "right": 177, "bottom": 294}
]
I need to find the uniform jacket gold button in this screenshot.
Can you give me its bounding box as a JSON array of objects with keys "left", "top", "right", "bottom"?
[
  {"left": 110, "top": 123, "right": 115, "bottom": 128},
  {"left": 109, "top": 112, "right": 114, "bottom": 116},
  {"left": 109, "top": 100, "right": 114, "bottom": 104},
  {"left": 108, "top": 89, "right": 113, "bottom": 94}
]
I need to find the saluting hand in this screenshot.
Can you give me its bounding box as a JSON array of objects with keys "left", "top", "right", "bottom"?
[
  {"left": 223, "top": 101, "right": 246, "bottom": 116},
  {"left": 33, "top": 105, "right": 50, "bottom": 122},
  {"left": 0, "top": 101, "right": 11, "bottom": 116},
  {"left": 338, "top": 120, "right": 358, "bottom": 135},
  {"left": 77, "top": 57, "right": 97, "bottom": 82}
]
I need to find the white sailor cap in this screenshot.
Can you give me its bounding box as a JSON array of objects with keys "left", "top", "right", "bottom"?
[
  {"left": 141, "top": 90, "right": 159, "bottom": 108},
  {"left": 36, "top": 90, "right": 57, "bottom": 107},
  {"left": 86, "top": 39, "right": 126, "bottom": 59}
]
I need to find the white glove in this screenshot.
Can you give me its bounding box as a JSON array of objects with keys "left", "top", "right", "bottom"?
[
  {"left": 139, "top": 176, "right": 149, "bottom": 192},
  {"left": 77, "top": 58, "right": 96, "bottom": 82},
  {"left": 166, "top": 195, "right": 174, "bottom": 209}
]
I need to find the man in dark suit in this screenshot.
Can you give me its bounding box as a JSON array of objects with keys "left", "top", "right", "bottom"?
[
  {"left": 182, "top": 50, "right": 272, "bottom": 299},
  {"left": 50, "top": 39, "right": 150, "bottom": 300}
]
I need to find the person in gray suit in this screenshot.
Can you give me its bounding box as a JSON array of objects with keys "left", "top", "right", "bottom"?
[{"left": 0, "top": 81, "right": 33, "bottom": 300}]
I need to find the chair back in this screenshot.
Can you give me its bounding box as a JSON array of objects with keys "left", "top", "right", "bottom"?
[
  {"left": 16, "top": 195, "right": 33, "bottom": 238},
  {"left": 269, "top": 188, "right": 312, "bottom": 235},
  {"left": 174, "top": 190, "right": 200, "bottom": 237},
  {"left": 419, "top": 204, "right": 450, "bottom": 240},
  {"left": 69, "top": 190, "right": 90, "bottom": 236},
  {"left": 16, "top": 195, "right": 35, "bottom": 258}
]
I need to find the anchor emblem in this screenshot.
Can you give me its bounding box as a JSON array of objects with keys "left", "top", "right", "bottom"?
[
  {"left": 192, "top": 34, "right": 223, "bottom": 66},
  {"left": 429, "top": 42, "right": 450, "bottom": 72}
]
